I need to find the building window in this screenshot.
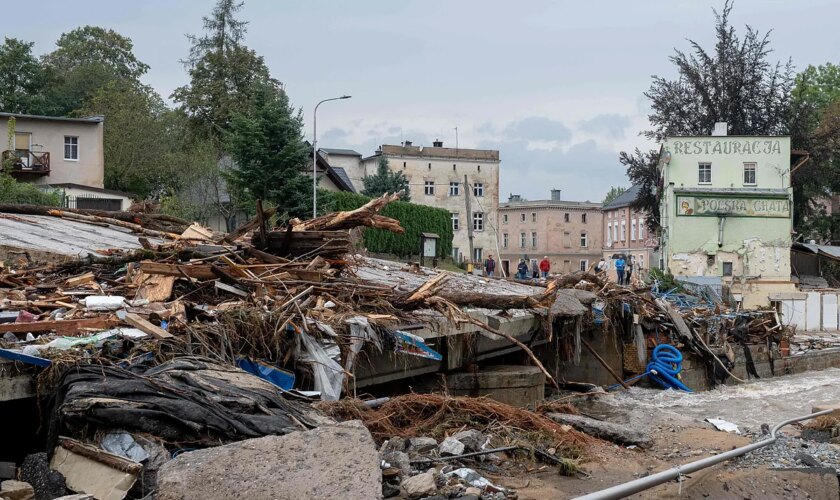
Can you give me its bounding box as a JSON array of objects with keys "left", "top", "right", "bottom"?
[
  {"left": 503, "top": 214, "right": 508, "bottom": 224},
  {"left": 451, "top": 212, "right": 460, "bottom": 231},
  {"left": 607, "top": 222, "right": 612, "bottom": 242},
  {"left": 428, "top": 163, "right": 431, "bottom": 169},
  {"left": 473, "top": 183, "right": 484, "bottom": 197},
  {"left": 564, "top": 213, "right": 570, "bottom": 223},
  {"left": 531, "top": 212, "right": 537, "bottom": 222},
  {"left": 620, "top": 220, "right": 626, "bottom": 241},
  {"left": 582, "top": 213, "right": 587, "bottom": 223},
  {"left": 503, "top": 233, "right": 509, "bottom": 248},
  {"left": 424, "top": 180, "right": 435, "bottom": 195},
  {"left": 449, "top": 182, "right": 460, "bottom": 196},
  {"left": 64, "top": 136, "right": 79, "bottom": 160},
  {"left": 452, "top": 247, "right": 460, "bottom": 261},
  {"left": 723, "top": 261, "right": 733, "bottom": 277},
  {"left": 580, "top": 232, "right": 588, "bottom": 247},
  {"left": 403, "top": 161, "right": 406, "bottom": 168},
  {"left": 519, "top": 232, "right": 526, "bottom": 248},
  {"left": 520, "top": 213, "right": 526, "bottom": 222},
  {"left": 531, "top": 231, "right": 537, "bottom": 247},
  {"left": 612, "top": 222, "right": 618, "bottom": 242},
  {"left": 638, "top": 254, "right": 644, "bottom": 270},
  {"left": 580, "top": 259, "right": 589, "bottom": 272},
  {"left": 631, "top": 220, "right": 637, "bottom": 241},
  {"left": 473, "top": 248, "right": 483, "bottom": 262},
  {"left": 638, "top": 219, "right": 645, "bottom": 240},
  {"left": 744, "top": 162, "right": 756, "bottom": 185},
  {"left": 473, "top": 212, "right": 484, "bottom": 231},
  {"left": 563, "top": 232, "right": 571, "bottom": 248},
  {"left": 698, "top": 162, "right": 712, "bottom": 184}
]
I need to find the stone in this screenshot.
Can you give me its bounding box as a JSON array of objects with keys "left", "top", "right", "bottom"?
[
  {"left": 794, "top": 452, "right": 821, "bottom": 467},
  {"left": 547, "top": 413, "right": 654, "bottom": 448},
  {"left": 381, "top": 437, "right": 408, "bottom": 453},
  {"left": 0, "top": 480, "right": 35, "bottom": 500},
  {"left": 19, "top": 454, "right": 68, "bottom": 500},
  {"left": 382, "top": 481, "right": 400, "bottom": 498},
  {"left": 439, "top": 437, "right": 465, "bottom": 456},
  {"left": 408, "top": 437, "right": 438, "bottom": 454},
  {"left": 381, "top": 450, "right": 411, "bottom": 478},
  {"left": 452, "top": 430, "right": 486, "bottom": 452},
  {"left": 156, "top": 421, "right": 381, "bottom": 500},
  {"left": 402, "top": 472, "right": 437, "bottom": 499},
  {"left": 465, "top": 486, "right": 482, "bottom": 496}
]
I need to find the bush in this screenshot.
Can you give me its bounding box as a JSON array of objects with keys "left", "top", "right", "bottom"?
[
  {"left": 0, "top": 174, "right": 62, "bottom": 206},
  {"left": 322, "top": 191, "right": 453, "bottom": 258}
]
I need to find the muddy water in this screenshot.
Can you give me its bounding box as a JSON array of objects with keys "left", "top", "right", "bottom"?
[{"left": 611, "top": 367, "right": 840, "bottom": 431}]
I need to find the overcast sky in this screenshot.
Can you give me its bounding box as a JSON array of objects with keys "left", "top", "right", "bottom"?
[{"left": 7, "top": 0, "right": 840, "bottom": 202}]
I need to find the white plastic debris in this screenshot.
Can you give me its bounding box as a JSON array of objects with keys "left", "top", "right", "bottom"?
[
  {"left": 445, "top": 467, "right": 504, "bottom": 491},
  {"left": 706, "top": 417, "right": 741, "bottom": 434},
  {"left": 82, "top": 295, "right": 125, "bottom": 311}
]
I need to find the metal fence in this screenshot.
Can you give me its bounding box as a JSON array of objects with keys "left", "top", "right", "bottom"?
[{"left": 64, "top": 195, "right": 123, "bottom": 212}]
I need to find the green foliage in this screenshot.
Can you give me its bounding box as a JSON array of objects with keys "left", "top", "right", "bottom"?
[
  {"left": 173, "top": 0, "right": 273, "bottom": 141},
  {"left": 0, "top": 38, "right": 48, "bottom": 113},
  {"left": 322, "top": 191, "right": 453, "bottom": 258},
  {"left": 226, "top": 81, "right": 311, "bottom": 219},
  {"left": 361, "top": 157, "right": 411, "bottom": 201},
  {"left": 647, "top": 267, "right": 685, "bottom": 293},
  {"left": 0, "top": 174, "right": 61, "bottom": 206},
  {"left": 602, "top": 186, "right": 626, "bottom": 205}
]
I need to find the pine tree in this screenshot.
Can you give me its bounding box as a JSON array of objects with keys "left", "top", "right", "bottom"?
[{"left": 362, "top": 157, "right": 411, "bottom": 201}]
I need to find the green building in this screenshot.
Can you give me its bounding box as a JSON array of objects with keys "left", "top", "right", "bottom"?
[{"left": 658, "top": 124, "right": 797, "bottom": 308}]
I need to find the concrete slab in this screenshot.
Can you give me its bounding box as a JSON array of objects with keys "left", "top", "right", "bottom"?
[
  {"left": 781, "top": 299, "right": 805, "bottom": 329},
  {"left": 806, "top": 292, "right": 822, "bottom": 331},
  {"left": 823, "top": 294, "right": 838, "bottom": 331}
]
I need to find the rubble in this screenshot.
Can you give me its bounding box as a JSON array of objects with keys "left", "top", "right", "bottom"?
[
  {"left": 401, "top": 471, "right": 437, "bottom": 499},
  {"left": 0, "top": 480, "right": 35, "bottom": 500},
  {"left": 547, "top": 412, "right": 654, "bottom": 448},
  {"left": 155, "top": 422, "right": 381, "bottom": 500}
]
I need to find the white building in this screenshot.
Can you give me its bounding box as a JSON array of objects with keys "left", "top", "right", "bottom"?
[{"left": 324, "top": 140, "right": 501, "bottom": 263}]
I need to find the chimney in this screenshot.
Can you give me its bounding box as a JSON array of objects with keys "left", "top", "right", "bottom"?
[
  {"left": 712, "top": 122, "right": 728, "bottom": 137},
  {"left": 433, "top": 139, "right": 443, "bottom": 147},
  {"left": 508, "top": 194, "right": 522, "bottom": 203},
  {"left": 551, "top": 189, "right": 562, "bottom": 201},
  {"left": 403, "top": 140, "right": 413, "bottom": 147}
]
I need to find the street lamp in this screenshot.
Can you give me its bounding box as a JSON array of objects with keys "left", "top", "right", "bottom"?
[{"left": 312, "top": 95, "right": 352, "bottom": 218}]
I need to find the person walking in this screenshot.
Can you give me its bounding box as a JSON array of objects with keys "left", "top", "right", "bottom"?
[
  {"left": 539, "top": 256, "right": 551, "bottom": 278},
  {"left": 625, "top": 257, "right": 634, "bottom": 285},
  {"left": 484, "top": 254, "right": 496, "bottom": 278},
  {"left": 517, "top": 259, "right": 528, "bottom": 280},
  {"left": 595, "top": 258, "right": 607, "bottom": 276},
  {"left": 615, "top": 255, "right": 626, "bottom": 285},
  {"left": 531, "top": 260, "right": 539, "bottom": 279}
]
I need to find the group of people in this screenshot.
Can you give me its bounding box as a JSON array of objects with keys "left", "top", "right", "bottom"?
[
  {"left": 482, "top": 255, "right": 551, "bottom": 280},
  {"left": 483, "top": 254, "right": 635, "bottom": 285}
]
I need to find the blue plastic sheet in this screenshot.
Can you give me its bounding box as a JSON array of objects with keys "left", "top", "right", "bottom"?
[
  {"left": 237, "top": 358, "right": 295, "bottom": 390},
  {"left": 393, "top": 331, "right": 442, "bottom": 361}
]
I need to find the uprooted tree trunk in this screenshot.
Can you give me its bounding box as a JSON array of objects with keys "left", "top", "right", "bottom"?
[
  {"left": 0, "top": 203, "right": 190, "bottom": 233},
  {"left": 289, "top": 192, "right": 405, "bottom": 233}
]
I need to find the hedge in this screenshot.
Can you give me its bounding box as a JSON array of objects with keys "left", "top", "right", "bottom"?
[{"left": 322, "top": 191, "right": 453, "bottom": 258}]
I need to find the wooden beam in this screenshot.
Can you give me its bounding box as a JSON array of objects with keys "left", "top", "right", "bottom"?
[
  {"left": 138, "top": 261, "right": 216, "bottom": 280},
  {"left": 0, "top": 318, "right": 119, "bottom": 335},
  {"left": 121, "top": 312, "right": 174, "bottom": 340}
]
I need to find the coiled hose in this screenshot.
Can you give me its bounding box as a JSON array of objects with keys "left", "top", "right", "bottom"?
[{"left": 645, "top": 344, "right": 692, "bottom": 392}]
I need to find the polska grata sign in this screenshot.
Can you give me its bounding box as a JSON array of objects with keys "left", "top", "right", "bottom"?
[{"left": 677, "top": 195, "right": 790, "bottom": 217}]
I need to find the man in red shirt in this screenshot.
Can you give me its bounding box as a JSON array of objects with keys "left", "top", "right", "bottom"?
[{"left": 539, "top": 256, "right": 551, "bottom": 278}]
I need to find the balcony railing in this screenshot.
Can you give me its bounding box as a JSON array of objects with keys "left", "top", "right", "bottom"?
[{"left": 2, "top": 150, "right": 51, "bottom": 176}]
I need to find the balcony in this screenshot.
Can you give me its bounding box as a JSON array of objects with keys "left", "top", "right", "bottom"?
[{"left": 2, "top": 150, "right": 51, "bottom": 176}]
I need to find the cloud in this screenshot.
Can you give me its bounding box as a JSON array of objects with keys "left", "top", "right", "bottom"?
[
  {"left": 579, "top": 114, "right": 632, "bottom": 140},
  {"left": 320, "top": 128, "right": 349, "bottom": 144},
  {"left": 503, "top": 117, "right": 572, "bottom": 143}
]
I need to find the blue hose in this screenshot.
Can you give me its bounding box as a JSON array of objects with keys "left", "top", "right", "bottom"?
[{"left": 646, "top": 344, "right": 692, "bottom": 392}]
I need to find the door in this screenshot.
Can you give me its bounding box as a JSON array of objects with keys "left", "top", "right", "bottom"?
[{"left": 13, "top": 132, "right": 31, "bottom": 167}]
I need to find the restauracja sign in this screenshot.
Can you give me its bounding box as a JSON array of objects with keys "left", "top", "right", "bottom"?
[
  {"left": 677, "top": 196, "right": 790, "bottom": 217},
  {"left": 670, "top": 139, "right": 782, "bottom": 155}
]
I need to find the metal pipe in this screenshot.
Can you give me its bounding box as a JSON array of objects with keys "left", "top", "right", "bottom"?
[{"left": 573, "top": 409, "right": 833, "bottom": 500}]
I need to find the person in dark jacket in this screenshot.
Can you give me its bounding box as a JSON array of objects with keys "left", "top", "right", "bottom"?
[
  {"left": 531, "top": 260, "right": 539, "bottom": 279},
  {"left": 484, "top": 255, "right": 496, "bottom": 277},
  {"left": 517, "top": 259, "right": 528, "bottom": 280}
]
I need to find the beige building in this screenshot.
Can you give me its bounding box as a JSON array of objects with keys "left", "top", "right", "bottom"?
[
  {"left": 601, "top": 184, "right": 658, "bottom": 281},
  {"left": 498, "top": 190, "right": 603, "bottom": 277},
  {"left": 2, "top": 112, "right": 104, "bottom": 188},
  {"left": 330, "top": 140, "right": 500, "bottom": 263}
]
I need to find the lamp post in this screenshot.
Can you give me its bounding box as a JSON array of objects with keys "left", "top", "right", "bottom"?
[{"left": 312, "top": 95, "right": 352, "bottom": 218}]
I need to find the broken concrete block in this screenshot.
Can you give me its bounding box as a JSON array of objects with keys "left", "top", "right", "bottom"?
[
  {"left": 20, "top": 453, "right": 69, "bottom": 500},
  {"left": 812, "top": 405, "right": 840, "bottom": 418},
  {"left": 452, "top": 430, "right": 485, "bottom": 452},
  {"left": 547, "top": 413, "right": 654, "bottom": 448},
  {"left": 408, "top": 437, "right": 438, "bottom": 454},
  {"left": 401, "top": 471, "right": 437, "bottom": 499},
  {"left": 0, "top": 480, "right": 35, "bottom": 500},
  {"left": 465, "top": 486, "right": 482, "bottom": 496},
  {"left": 156, "top": 421, "right": 381, "bottom": 500},
  {"left": 438, "top": 437, "right": 465, "bottom": 456}
]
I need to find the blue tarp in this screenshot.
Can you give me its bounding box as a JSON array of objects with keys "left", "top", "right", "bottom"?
[{"left": 236, "top": 358, "right": 295, "bottom": 390}]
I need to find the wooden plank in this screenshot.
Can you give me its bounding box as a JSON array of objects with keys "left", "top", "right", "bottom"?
[
  {"left": 0, "top": 318, "right": 118, "bottom": 335},
  {"left": 122, "top": 312, "right": 174, "bottom": 340},
  {"left": 215, "top": 281, "right": 249, "bottom": 298},
  {"left": 134, "top": 273, "right": 176, "bottom": 302},
  {"left": 138, "top": 261, "right": 216, "bottom": 280},
  {"left": 64, "top": 272, "right": 96, "bottom": 287}
]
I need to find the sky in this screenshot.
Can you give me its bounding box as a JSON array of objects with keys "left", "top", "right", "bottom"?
[{"left": 6, "top": 0, "right": 840, "bottom": 202}]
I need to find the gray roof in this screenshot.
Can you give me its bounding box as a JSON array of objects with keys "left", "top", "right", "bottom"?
[
  {"left": 321, "top": 148, "right": 361, "bottom": 157},
  {"left": 602, "top": 184, "right": 641, "bottom": 210},
  {"left": 500, "top": 199, "right": 601, "bottom": 210},
  {"left": 0, "top": 112, "right": 104, "bottom": 124},
  {"left": 329, "top": 167, "right": 356, "bottom": 193},
  {"left": 793, "top": 242, "right": 840, "bottom": 260},
  {"left": 48, "top": 183, "right": 136, "bottom": 199}
]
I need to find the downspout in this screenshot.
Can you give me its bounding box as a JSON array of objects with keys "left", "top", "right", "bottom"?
[
  {"left": 718, "top": 216, "right": 725, "bottom": 247},
  {"left": 573, "top": 409, "right": 833, "bottom": 500}
]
